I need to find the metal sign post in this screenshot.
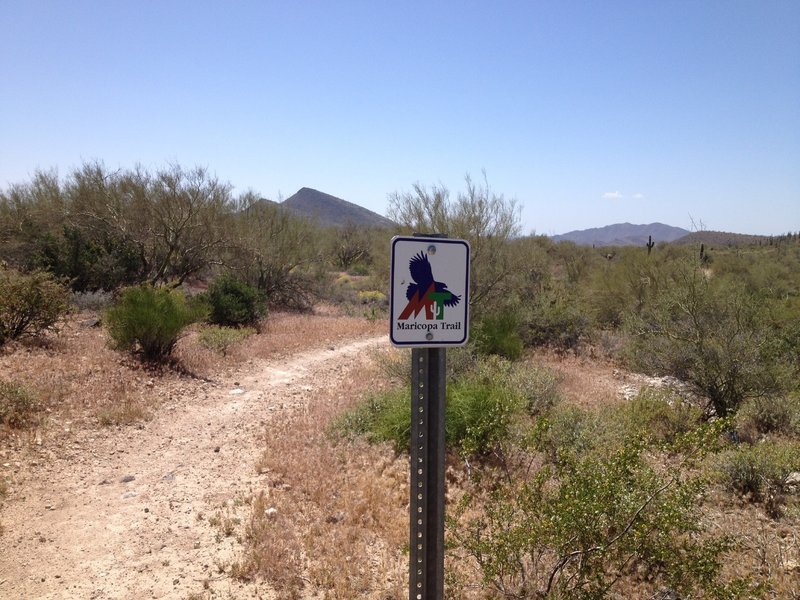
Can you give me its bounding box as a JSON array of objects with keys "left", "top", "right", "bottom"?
[
  {"left": 409, "top": 347, "right": 446, "bottom": 600},
  {"left": 389, "top": 234, "right": 470, "bottom": 600}
]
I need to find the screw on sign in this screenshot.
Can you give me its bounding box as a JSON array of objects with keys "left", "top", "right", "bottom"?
[{"left": 389, "top": 235, "right": 470, "bottom": 600}]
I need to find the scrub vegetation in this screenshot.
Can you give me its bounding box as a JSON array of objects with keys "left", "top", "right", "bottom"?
[{"left": 2, "top": 163, "right": 800, "bottom": 598}]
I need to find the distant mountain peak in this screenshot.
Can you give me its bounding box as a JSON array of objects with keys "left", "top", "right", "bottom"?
[
  {"left": 551, "top": 222, "right": 690, "bottom": 246},
  {"left": 281, "top": 187, "right": 396, "bottom": 228}
]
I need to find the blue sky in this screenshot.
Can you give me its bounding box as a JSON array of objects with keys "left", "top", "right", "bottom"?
[{"left": 1, "top": 1, "right": 798, "bottom": 236}]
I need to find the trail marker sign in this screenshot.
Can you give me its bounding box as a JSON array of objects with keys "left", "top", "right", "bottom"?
[{"left": 390, "top": 236, "right": 470, "bottom": 347}]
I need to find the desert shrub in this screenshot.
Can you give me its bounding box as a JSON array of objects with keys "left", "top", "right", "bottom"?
[
  {"left": 451, "top": 440, "right": 759, "bottom": 599},
  {"left": 715, "top": 439, "right": 800, "bottom": 503},
  {"left": 0, "top": 380, "right": 41, "bottom": 428},
  {"left": 521, "top": 291, "right": 589, "bottom": 352},
  {"left": 508, "top": 363, "right": 561, "bottom": 417},
  {"left": 104, "top": 285, "right": 202, "bottom": 361},
  {"left": 207, "top": 275, "right": 266, "bottom": 327},
  {"left": 736, "top": 394, "right": 800, "bottom": 439},
  {"left": 532, "top": 404, "right": 601, "bottom": 465},
  {"left": 355, "top": 290, "right": 386, "bottom": 304},
  {"left": 329, "top": 388, "right": 410, "bottom": 452},
  {"left": 334, "top": 356, "right": 531, "bottom": 457},
  {"left": 626, "top": 263, "right": 790, "bottom": 417},
  {"left": 0, "top": 267, "right": 70, "bottom": 344},
  {"left": 199, "top": 325, "right": 255, "bottom": 355},
  {"left": 33, "top": 225, "right": 144, "bottom": 292},
  {"left": 619, "top": 388, "right": 705, "bottom": 446},
  {"left": 446, "top": 372, "right": 525, "bottom": 457},
  {"left": 347, "top": 263, "right": 370, "bottom": 276},
  {"left": 473, "top": 309, "right": 523, "bottom": 360}
]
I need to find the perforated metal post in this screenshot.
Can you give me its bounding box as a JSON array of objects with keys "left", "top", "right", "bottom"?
[{"left": 409, "top": 347, "right": 446, "bottom": 600}]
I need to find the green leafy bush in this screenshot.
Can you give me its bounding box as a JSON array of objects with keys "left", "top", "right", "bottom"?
[
  {"left": 0, "top": 267, "right": 70, "bottom": 345},
  {"left": 715, "top": 440, "right": 800, "bottom": 503},
  {"left": 333, "top": 356, "right": 531, "bottom": 457},
  {"left": 104, "top": 285, "right": 202, "bottom": 361},
  {"left": 0, "top": 380, "right": 41, "bottom": 428},
  {"left": 473, "top": 309, "right": 523, "bottom": 360},
  {"left": 451, "top": 441, "right": 759, "bottom": 599},
  {"left": 446, "top": 375, "right": 525, "bottom": 457},
  {"left": 207, "top": 275, "right": 266, "bottom": 327},
  {"left": 329, "top": 388, "right": 410, "bottom": 452},
  {"left": 532, "top": 404, "right": 601, "bottom": 465}
]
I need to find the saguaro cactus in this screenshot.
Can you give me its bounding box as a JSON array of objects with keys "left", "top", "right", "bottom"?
[{"left": 646, "top": 235, "right": 655, "bottom": 255}]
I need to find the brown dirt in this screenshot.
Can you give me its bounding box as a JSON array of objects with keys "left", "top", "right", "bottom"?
[{"left": 0, "top": 314, "right": 387, "bottom": 599}]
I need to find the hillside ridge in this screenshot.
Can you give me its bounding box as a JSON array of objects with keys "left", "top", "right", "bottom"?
[{"left": 281, "top": 187, "right": 396, "bottom": 228}]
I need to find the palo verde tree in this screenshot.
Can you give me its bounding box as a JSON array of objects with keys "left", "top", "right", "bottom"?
[
  {"left": 0, "top": 169, "right": 66, "bottom": 271},
  {"left": 387, "top": 172, "right": 521, "bottom": 310},
  {"left": 67, "top": 162, "right": 232, "bottom": 286},
  {"left": 625, "top": 258, "right": 789, "bottom": 417},
  {"left": 226, "top": 191, "right": 320, "bottom": 310}
]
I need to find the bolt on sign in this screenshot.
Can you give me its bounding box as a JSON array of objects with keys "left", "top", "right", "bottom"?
[{"left": 390, "top": 236, "right": 470, "bottom": 347}]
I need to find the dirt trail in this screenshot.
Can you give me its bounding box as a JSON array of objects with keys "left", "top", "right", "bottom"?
[{"left": 0, "top": 334, "right": 386, "bottom": 599}]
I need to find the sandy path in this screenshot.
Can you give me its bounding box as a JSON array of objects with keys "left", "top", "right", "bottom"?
[{"left": 0, "top": 335, "right": 386, "bottom": 599}]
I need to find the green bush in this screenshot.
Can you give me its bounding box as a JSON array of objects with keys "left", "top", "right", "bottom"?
[
  {"left": 521, "top": 291, "right": 588, "bottom": 352},
  {"left": 625, "top": 263, "right": 791, "bottom": 417},
  {"left": 532, "top": 404, "right": 601, "bottom": 465},
  {"left": 0, "top": 380, "right": 41, "bottom": 428},
  {"left": 333, "top": 356, "right": 531, "bottom": 457},
  {"left": 207, "top": 275, "right": 266, "bottom": 327},
  {"left": 736, "top": 394, "right": 800, "bottom": 438},
  {"left": 502, "top": 361, "right": 561, "bottom": 416},
  {"left": 329, "top": 388, "right": 410, "bottom": 452},
  {"left": 104, "top": 285, "right": 202, "bottom": 361},
  {"left": 0, "top": 267, "right": 70, "bottom": 345},
  {"left": 715, "top": 440, "right": 800, "bottom": 503},
  {"left": 446, "top": 375, "right": 525, "bottom": 457},
  {"left": 199, "top": 325, "right": 255, "bottom": 355},
  {"left": 473, "top": 309, "right": 523, "bottom": 360},
  {"left": 619, "top": 388, "right": 705, "bottom": 446},
  {"left": 451, "top": 440, "right": 759, "bottom": 599}
]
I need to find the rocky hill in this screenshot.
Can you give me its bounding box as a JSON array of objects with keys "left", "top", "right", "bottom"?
[{"left": 282, "top": 187, "right": 396, "bottom": 228}]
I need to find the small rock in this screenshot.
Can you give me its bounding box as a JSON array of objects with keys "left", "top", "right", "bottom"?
[
  {"left": 121, "top": 475, "right": 135, "bottom": 483},
  {"left": 230, "top": 388, "right": 245, "bottom": 395},
  {"left": 99, "top": 479, "right": 111, "bottom": 485},
  {"left": 144, "top": 507, "right": 150, "bottom": 513},
  {"left": 163, "top": 473, "right": 175, "bottom": 481},
  {"left": 325, "top": 511, "right": 346, "bottom": 524},
  {"left": 264, "top": 507, "right": 278, "bottom": 518},
  {"left": 122, "top": 491, "right": 138, "bottom": 499},
  {"left": 214, "top": 446, "right": 220, "bottom": 453}
]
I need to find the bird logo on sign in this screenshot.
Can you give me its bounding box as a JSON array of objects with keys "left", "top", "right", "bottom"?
[{"left": 398, "top": 252, "right": 461, "bottom": 320}]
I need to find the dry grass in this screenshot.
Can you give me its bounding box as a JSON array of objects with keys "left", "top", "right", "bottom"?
[
  {"left": 239, "top": 360, "right": 408, "bottom": 599},
  {"left": 0, "top": 309, "right": 383, "bottom": 444},
  {"left": 533, "top": 349, "right": 626, "bottom": 408}
]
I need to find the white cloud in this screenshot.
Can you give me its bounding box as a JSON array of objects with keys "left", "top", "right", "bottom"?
[
  {"left": 602, "top": 191, "right": 624, "bottom": 200},
  {"left": 632, "top": 192, "right": 646, "bottom": 199}
]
